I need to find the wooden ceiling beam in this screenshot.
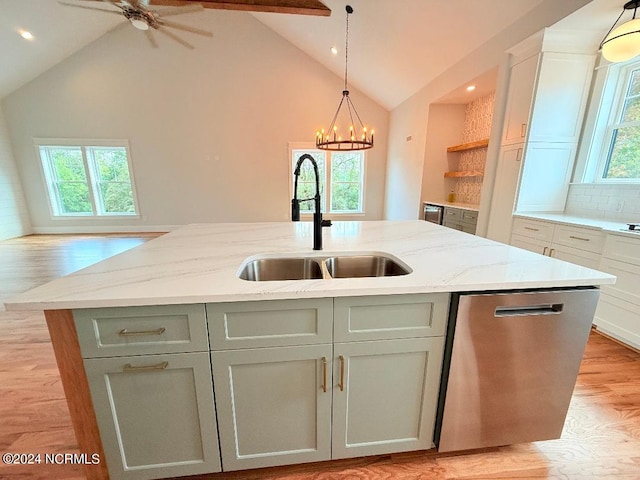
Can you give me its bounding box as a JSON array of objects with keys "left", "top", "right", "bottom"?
[{"left": 148, "top": 0, "right": 331, "bottom": 16}]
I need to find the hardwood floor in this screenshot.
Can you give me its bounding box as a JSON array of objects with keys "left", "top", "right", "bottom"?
[{"left": 0, "top": 234, "right": 639, "bottom": 480}]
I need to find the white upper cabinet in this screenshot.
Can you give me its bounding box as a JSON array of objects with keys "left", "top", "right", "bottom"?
[
  {"left": 527, "top": 52, "right": 595, "bottom": 144},
  {"left": 501, "top": 53, "right": 539, "bottom": 146}
]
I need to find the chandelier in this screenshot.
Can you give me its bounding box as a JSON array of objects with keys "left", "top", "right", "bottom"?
[
  {"left": 600, "top": 0, "right": 640, "bottom": 63},
  {"left": 316, "top": 5, "right": 374, "bottom": 151}
]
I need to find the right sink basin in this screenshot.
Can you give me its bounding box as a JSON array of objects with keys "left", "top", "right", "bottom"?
[{"left": 324, "top": 254, "right": 411, "bottom": 278}]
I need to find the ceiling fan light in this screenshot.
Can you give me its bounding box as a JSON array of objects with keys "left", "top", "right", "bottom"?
[
  {"left": 130, "top": 18, "right": 150, "bottom": 31},
  {"left": 602, "top": 18, "right": 640, "bottom": 62}
]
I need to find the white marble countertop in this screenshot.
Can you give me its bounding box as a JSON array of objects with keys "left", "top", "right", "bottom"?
[
  {"left": 514, "top": 212, "right": 640, "bottom": 239},
  {"left": 4, "top": 221, "right": 615, "bottom": 311},
  {"left": 424, "top": 201, "right": 479, "bottom": 212}
]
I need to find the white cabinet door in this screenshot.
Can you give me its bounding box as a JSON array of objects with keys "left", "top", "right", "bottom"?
[
  {"left": 84, "top": 352, "right": 221, "bottom": 480},
  {"left": 517, "top": 143, "right": 575, "bottom": 212},
  {"left": 549, "top": 244, "right": 602, "bottom": 269},
  {"left": 212, "top": 345, "right": 332, "bottom": 471},
  {"left": 510, "top": 234, "right": 549, "bottom": 255},
  {"left": 502, "top": 54, "right": 539, "bottom": 146},
  {"left": 528, "top": 52, "right": 595, "bottom": 144},
  {"left": 331, "top": 338, "right": 444, "bottom": 459},
  {"left": 486, "top": 144, "right": 523, "bottom": 243}
]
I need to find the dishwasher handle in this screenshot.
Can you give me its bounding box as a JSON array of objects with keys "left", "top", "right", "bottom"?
[{"left": 495, "top": 303, "right": 564, "bottom": 317}]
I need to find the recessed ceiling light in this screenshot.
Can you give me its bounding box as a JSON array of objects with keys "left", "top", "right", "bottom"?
[
  {"left": 20, "top": 30, "right": 34, "bottom": 40},
  {"left": 330, "top": 46, "right": 338, "bottom": 55},
  {"left": 466, "top": 85, "right": 476, "bottom": 92}
]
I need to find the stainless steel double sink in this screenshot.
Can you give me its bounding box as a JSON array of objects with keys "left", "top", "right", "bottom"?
[{"left": 238, "top": 253, "right": 412, "bottom": 281}]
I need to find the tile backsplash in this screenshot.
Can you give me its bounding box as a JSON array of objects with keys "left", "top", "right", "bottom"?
[
  {"left": 565, "top": 183, "right": 640, "bottom": 222},
  {"left": 453, "top": 92, "right": 495, "bottom": 205}
]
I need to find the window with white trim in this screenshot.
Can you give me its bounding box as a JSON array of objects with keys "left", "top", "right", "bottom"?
[
  {"left": 291, "top": 147, "right": 365, "bottom": 214},
  {"left": 37, "top": 140, "right": 139, "bottom": 217},
  {"left": 589, "top": 59, "right": 640, "bottom": 183}
]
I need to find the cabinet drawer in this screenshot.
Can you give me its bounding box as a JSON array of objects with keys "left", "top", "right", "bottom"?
[
  {"left": 334, "top": 293, "right": 449, "bottom": 342},
  {"left": 511, "top": 218, "right": 554, "bottom": 242},
  {"left": 444, "top": 208, "right": 461, "bottom": 221},
  {"left": 599, "top": 258, "right": 640, "bottom": 306},
  {"left": 207, "top": 298, "right": 333, "bottom": 350},
  {"left": 594, "top": 295, "right": 640, "bottom": 350},
  {"left": 74, "top": 305, "right": 209, "bottom": 358},
  {"left": 461, "top": 210, "right": 478, "bottom": 224},
  {"left": 552, "top": 225, "right": 604, "bottom": 254},
  {"left": 603, "top": 233, "right": 640, "bottom": 266}
]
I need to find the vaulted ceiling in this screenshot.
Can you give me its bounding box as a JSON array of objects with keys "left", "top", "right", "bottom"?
[{"left": 0, "top": 0, "right": 623, "bottom": 108}]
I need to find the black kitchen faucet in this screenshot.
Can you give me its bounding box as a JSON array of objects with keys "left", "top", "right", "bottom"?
[{"left": 291, "top": 153, "right": 332, "bottom": 250}]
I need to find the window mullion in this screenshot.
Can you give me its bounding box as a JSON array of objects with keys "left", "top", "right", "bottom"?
[{"left": 82, "top": 147, "right": 99, "bottom": 215}]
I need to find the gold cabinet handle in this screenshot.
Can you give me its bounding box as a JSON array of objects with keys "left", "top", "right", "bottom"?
[
  {"left": 119, "top": 327, "right": 166, "bottom": 336},
  {"left": 521, "top": 123, "right": 527, "bottom": 137},
  {"left": 321, "top": 357, "right": 327, "bottom": 393},
  {"left": 549, "top": 248, "right": 556, "bottom": 257},
  {"left": 524, "top": 227, "right": 539, "bottom": 232},
  {"left": 543, "top": 246, "right": 549, "bottom": 256},
  {"left": 339, "top": 355, "right": 345, "bottom": 392},
  {"left": 569, "top": 235, "right": 590, "bottom": 242},
  {"left": 123, "top": 361, "right": 168, "bottom": 373}
]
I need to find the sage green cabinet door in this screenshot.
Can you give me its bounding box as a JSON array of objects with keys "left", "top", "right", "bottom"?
[
  {"left": 332, "top": 338, "right": 444, "bottom": 459},
  {"left": 84, "top": 352, "right": 221, "bottom": 480},
  {"left": 212, "top": 345, "right": 332, "bottom": 471}
]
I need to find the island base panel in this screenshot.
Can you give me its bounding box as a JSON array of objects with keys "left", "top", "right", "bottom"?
[{"left": 45, "top": 309, "right": 108, "bottom": 480}]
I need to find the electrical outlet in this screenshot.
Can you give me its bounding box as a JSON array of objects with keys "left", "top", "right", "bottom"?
[{"left": 615, "top": 199, "right": 624, "bottom": 212}]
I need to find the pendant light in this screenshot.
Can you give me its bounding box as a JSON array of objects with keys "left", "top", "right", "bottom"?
[
  {"left": 316, "top": 5, "right": 374, "bottom": 151},
  {"left": 600, "top": 0, "right": 640, "bottom": 63}
]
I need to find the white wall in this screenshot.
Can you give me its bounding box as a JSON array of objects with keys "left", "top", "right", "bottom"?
[
  {"left": 0, "top": 106, "right": 31, "bottom": 240},
  {"left": 420, "top": 104, "right": 465, "bottom": 204},
  {"left": 2, "top": 11, "right": 388, "bottom": 233},
  {"left": 384, "top": 0, "right": 592, "bottom": 221}
]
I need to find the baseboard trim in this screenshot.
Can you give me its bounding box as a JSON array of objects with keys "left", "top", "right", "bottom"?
[{"left": 31, "top": 225, "right": 180, "bottom": 234}]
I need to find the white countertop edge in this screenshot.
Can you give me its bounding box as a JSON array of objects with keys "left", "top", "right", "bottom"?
[
  {"left": 514, "top": 212, "right": 640, "bottom": 238},
  {"left": 423, "top": 201, "right": 480, "bottom": 212},
  {"left": 5, "top": 278, "right": 614, "bottom": 312}
]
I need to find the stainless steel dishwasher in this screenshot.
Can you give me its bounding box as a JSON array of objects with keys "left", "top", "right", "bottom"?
[{"left": 436, "top": 288, "right": 600, "bottom": 452}]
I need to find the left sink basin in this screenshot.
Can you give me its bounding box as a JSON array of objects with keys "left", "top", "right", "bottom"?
[{"left": 238, "top": 258, "right": 323, "bottom": 281}]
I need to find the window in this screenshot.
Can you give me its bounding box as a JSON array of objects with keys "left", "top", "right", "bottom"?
[
  {"left": 590, "top": 60, "right": 640, "bottom": 183},
  {"left": 291, "top": 147, "right": 365, "bottom": 214},
  {"left": 37, "top": 139, "right": 139, "bottom": 217}
]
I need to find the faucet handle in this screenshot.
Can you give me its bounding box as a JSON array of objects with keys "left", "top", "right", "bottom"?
[
  {"left": 321, "top": 219, "right": 332, "bottom": 227},
  {"left": 291, "top": 199, "right": 300, "bottom": 221}
]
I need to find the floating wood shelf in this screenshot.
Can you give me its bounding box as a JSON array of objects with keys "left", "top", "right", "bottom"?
[
  {"left": 446, "top": 138, "right": 489, "bottom": 153},
  {"left": 444, "top": 171, "right": 484, "bottom": 178}
]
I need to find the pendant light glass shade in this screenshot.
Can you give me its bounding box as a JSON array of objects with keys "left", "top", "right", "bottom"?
[
  {"left": 602, "top": 18, "right": 640, "bottom": 62},
  {"left": 601, "top": 1, "right": 640, "bottom": 63}
]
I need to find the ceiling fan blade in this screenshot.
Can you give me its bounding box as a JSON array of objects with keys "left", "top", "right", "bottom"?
[
  {"left": 145, "top": 29, "right": 159, "bottom": 48},
  {"left": 156, "top": 4, "right": 204, "bottom": 16},
  {"left": 58, "top": 1, "right": 123, "bottom": 14},
  {"left": 156, "top": 26, "right": 194, "bottom": 49},
  {"left": 159, "top": 19, "right": 212, "bottom": 37}
]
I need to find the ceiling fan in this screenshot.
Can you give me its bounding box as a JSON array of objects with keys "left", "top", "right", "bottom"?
[{"left": 59, "top": 0, "right": 214, "bottom": 49}]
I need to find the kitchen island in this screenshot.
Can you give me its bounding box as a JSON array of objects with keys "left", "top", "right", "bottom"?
[{"left": 5, "top": 221, "right": 616, "bottom": 480}]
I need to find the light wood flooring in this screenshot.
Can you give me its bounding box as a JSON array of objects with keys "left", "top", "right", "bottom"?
[{"left": 0, "top": 234, "right": 639, "bottom": 480}]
